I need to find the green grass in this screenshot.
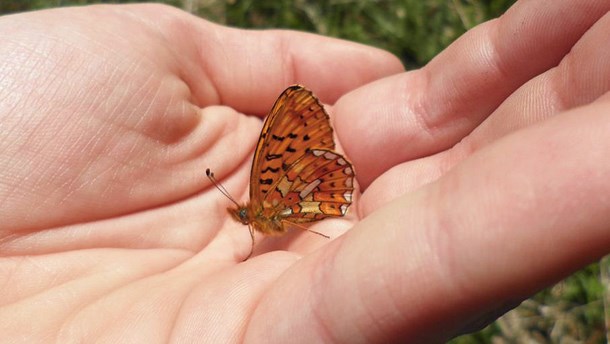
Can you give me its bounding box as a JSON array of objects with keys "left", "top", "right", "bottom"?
[
  {"left": 0, "top": 0, "right": 512, "bottom": 68},
  {"left": 0, "top": 1, "right": 607, "bottom": 342}
]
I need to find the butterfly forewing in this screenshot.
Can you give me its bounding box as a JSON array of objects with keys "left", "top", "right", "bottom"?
[{"left": 249, "top": 86, "right": 335, "bottom": 202}]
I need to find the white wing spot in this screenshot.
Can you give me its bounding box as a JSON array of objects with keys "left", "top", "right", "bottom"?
[
  {"left": 312, "top": 149, "right": 324, "bottom": 157},
  {"left": 337, "top": 158, "right": 347, "bottom": 165},
  {"left": 324, "top": 151, "right": 337, "bottom": 160},
  {"left": 340, "top": 204, "right": 349, "bottom": 215},
  {"left": 299, "top": 179, "right": 321, "bottom": 198},
  {"left": 345, "top": 177, "right": 353, "bottom": 188},
  {"left": 344, "top": 166, "right": 353, "bottom": 175},
  {"left": 344, "top": 191, "right": 352, "bottom": 202},
  {"left": 300, "top": 201, "right": 323, "bottom": 214},
  {"left": 280, "top": 208, "right": 294, "bottom": 216}
]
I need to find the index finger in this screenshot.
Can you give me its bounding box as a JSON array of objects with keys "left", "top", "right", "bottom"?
[
  {"left": 158, "top": 7, "right": 404, "bottom": 114},
  {"left": 333, "top": 0, "right": 610, "bottom": 188}
]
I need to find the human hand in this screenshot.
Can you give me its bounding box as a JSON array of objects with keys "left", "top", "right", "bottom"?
[
  {"left": 4, "top": 1, "right": 610, "bottom": 342},
  {"left": 0, "top": 4, "right": 401, "bottom": 342},
  {"left": 246, "top": 0, "right": 610, "bottom": 342}
]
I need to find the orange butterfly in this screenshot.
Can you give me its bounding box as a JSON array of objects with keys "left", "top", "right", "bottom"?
[{"left": 207, "top": 85, "right": 354, "bottom": 260}]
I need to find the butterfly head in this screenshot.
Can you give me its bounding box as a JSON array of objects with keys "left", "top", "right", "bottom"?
[{"left": 228, "top": 205, "right": 251, "bottom": 225}]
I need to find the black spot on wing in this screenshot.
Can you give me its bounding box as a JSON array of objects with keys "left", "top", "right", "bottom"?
[
  {"left": 266, "top": 154, "right": 282, "bottom": 160},
  {"left": 260, "top": 178, "right": 273, "bottom": 185},
  {"left": 262, "top": 166, "right": 280, "bottom": 173}
]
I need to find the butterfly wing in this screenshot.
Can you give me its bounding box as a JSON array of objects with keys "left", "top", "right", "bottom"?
[
  {"left": 271, "top": 148, "right": 354, "bottom": 222},
  {"left": 250, "top": 85, "right": 335, "bottom": 202}
]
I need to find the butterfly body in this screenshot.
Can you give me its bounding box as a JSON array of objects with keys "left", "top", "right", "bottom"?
[
  {"left": 228, "top": 202, "right": 286, "bottom": 236},
  {"left": 212, "top": 85, "right": 354, "bottom": 259}
]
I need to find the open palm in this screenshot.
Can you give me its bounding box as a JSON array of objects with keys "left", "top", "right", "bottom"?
[
  {"left": 0, "top": 3, "right": 398, "bottom": 342},
  {"left": 2, "top": 2, "right": 610, "bottom": 343}
]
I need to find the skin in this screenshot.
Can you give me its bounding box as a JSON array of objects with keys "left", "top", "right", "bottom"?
[{"left": 0, "top": 1, "right": 609, "bottom": 342}]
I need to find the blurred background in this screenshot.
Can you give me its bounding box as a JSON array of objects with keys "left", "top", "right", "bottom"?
[{"left": 0, "top": 1, "right": 606, "bottom": 343}]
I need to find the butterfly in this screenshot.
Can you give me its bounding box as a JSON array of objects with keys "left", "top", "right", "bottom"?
[{"left": 207, "top": 85, "right": 355, "bottom": 260}]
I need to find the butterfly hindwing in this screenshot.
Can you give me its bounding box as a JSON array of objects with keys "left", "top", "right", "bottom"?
[{"left": 269, "top": 148, "right": 354, "bottom": 222}]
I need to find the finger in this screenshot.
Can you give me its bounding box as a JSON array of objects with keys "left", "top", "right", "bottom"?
[
  {"left": 142, "top": 5, "right": 404, "bottom": 113},
  {"left": 246, "top": 97, "right": 610, "bottom": 342},
  {"left": 361, "top": 9, "right": 610, "bottom": 215},
  {"left": 334, "top": 0, "right": 610, "bottom": 188},
  {"left": 464, "top": 10, "right": 610, "bottom": 146}
]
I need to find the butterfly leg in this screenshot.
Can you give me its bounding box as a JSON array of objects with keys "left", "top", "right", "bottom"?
[
  {"left": 243, "top": 225, "right": 255, "bottom": 261},
  {"left": 283, "top": 221, "right": 330, "bottom": 239},
  {"left": 307, "top": 228, "right": 330, "bottom": 239}
]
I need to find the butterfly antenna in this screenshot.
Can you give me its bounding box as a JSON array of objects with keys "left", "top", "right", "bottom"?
[{"left": 206, "top": 168, "right": 240, "bottom": 207}]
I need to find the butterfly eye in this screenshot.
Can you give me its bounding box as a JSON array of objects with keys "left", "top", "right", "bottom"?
[{"left": 239, "top": 208, "right": 248, "bottom": 220}]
